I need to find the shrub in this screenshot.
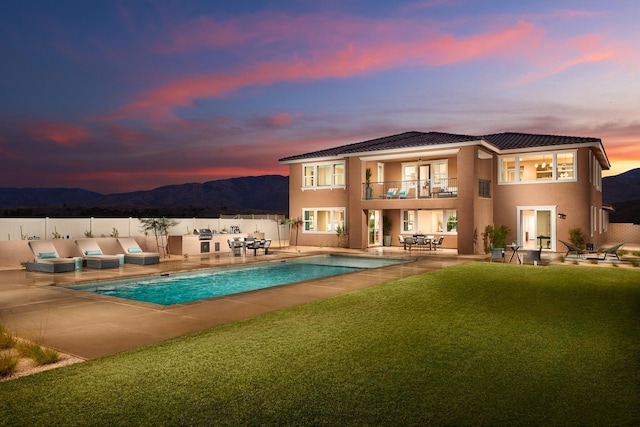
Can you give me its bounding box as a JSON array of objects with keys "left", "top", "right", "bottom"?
[
  {"left": 483, "top": 224, "right": 511, "bottom": 251},
  {"left": 630, "top": 259, "right": 639, "bottom": 268},
  {"left": 0, "top": 329, "right": 16, "bottom": 350},
  {"left": 0, "top": 353, "right": 19, "bottom": 378},
  {"left": 17, "top": 341, "right": 60, "bottom": 366},
  {"left": 632, "top": 251, "right": 640, "bottom": 257},
  {"left": 568, "top": 227, "right": 585, "bottom": 249}
]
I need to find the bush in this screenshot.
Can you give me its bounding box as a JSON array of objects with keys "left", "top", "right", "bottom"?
[
  {"left": 17, "top": 341, "right": 59, "bottom": 366},
  {"left": 0, "top": 325, "right": 16, "bottom": 350},
  {"left": 483, "top": 224, "right": 510, "bottom": 251},
  {"left": 0, "top": 353, "right": 19, "bottom": 378},
  {"left": 568, "top": 227, "right": 585, "bottom": 249}
]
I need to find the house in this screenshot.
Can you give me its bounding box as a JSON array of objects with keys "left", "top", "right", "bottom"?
[{"left": 278, "top": 131, "right": 611, "bottom": 254}]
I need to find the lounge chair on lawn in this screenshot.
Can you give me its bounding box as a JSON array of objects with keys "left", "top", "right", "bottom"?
[
  {"left": 559, "top": 240, "right": 584, "bottom": 259},
  {"left": 75, "top": 239, "right": 120, "bottom": 269},
  {"left": 599, "top": 243, "right": 625, "bottom": 261},
  {"left": 117, "top": 237, "right": 160, "bottom": 265},
  {"left": 26, "top": 241, "right": 76, "bottom": 273}
]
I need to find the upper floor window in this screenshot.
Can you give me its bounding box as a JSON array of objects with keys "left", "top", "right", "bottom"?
[
  {"left": 499, "top": 151, "right": 576, "bottom": 184},
  {"left": 303, "top": 162, "right": 345, "bottom": 189}
]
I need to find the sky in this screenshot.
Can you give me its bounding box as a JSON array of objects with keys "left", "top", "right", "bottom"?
[{"left": 1, "top": 0, "right": 639, "bottom": 194}]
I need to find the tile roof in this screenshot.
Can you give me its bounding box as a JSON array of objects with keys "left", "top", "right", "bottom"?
[
  {"left": 279, "top": 131, "right": 604, "bottom": 162},
  {"left": 278, "top": 131, "right": 479, "bottom": 162},
  {"left": 482, "top": 132, "right": 601, "bottom": 150}
]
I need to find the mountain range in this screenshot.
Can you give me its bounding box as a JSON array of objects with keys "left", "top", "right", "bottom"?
[
  {"left": 0, "top": 169, "right": 638, "bottom": 222},
  {"left": 0, "top": 175, "right": 289, "bottom": 218}
]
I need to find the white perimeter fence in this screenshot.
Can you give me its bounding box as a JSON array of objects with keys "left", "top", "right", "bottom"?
[{"left": 0, "top": 215, "right": 287, "bottom": 242}]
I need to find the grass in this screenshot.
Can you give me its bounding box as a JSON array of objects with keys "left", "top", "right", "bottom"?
[
  {"left": 16, "top": 341, "right": 59, "bottom": 366},
  {"left": 1, "top": 262, "right": 639, "bottom": 426}
]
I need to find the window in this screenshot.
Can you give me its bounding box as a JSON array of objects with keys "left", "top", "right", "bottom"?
[
  {"left": 303, "top": 208, "right": 345, "bottom": 233},
  {"left": 402, "top": 209, "right": 457, "bottom": 234},
  {"left": 377, "top": 163, "right": 384, "bottom": 183},
  {"left": 302, "top": 162, "right": 345, "bottom": 189},
  {"left": 499, "top": 151, "right": 577, "bottom": 184},
  {"left": 402, "top": 210, "right": 415, "bottom": 233}
]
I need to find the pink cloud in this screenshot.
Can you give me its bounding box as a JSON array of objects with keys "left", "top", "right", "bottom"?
[
  {"left": 115, "top": 19, "right": 539, "bottom": 120},
  {"left": 266, "top": 113, "right": 300, "bottom": 128},
  {"left": 27, "top": 121, "right": 90, "bottom": 146}
]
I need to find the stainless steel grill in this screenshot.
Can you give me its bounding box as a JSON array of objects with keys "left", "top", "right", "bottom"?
[{"left": 194, "top": 228, "right": 213, "bottom": 240}]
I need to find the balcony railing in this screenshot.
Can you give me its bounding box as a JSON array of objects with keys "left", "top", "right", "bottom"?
[{"left": 363, "top": 179, "right": 458, "bottom": 200}]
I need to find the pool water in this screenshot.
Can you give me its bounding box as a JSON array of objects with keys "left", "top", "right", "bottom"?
[{"left": 66, "top": 255, "right": 407, "bottom": 306}]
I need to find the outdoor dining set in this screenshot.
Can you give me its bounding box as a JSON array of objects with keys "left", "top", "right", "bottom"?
[
  {"left": 398, "top": 235, "right": 444, "bottom": 251},
  {"left": 227, "top": 237, "right": 272, "bottom": 256}
]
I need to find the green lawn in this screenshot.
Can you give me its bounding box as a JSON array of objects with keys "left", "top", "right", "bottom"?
[{"left": 1, "top": 263, "right": 639, "bottom": 426}]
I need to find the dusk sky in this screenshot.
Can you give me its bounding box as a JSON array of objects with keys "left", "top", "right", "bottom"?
[{"left": 1, "top": 1, "right": 639, "bottom": 194}]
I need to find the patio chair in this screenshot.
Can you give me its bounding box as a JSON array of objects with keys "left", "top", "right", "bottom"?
[
  {"left": 525, "top": 246, "right": 543, "bottom": 265},
  {"left": 559, "top": 240, "right": 584, "bottom": 259},
  {"left": 75, "top": 239, "right": 120, "bottom": 269},
  {"left": 260, "top": 239, "right": 272, "bottom": 255},
  {"left": 247, "top": 239, "right": 262, "bottom": 256},
  {"left": 403, "top": 236, "right": 415, "bottom": 250},
  {"left": 26, "top": 240, "right": 76, "bottom": 273},
  {"left": 490, "top": 244, "right": 504, "bottom": 262},
  {"left": 228, "top": 238, "right": 243, "bottom": 256},
  {"left": 397, "top": 190, "right": 408, "bottom": 199},
  {"left": 117, "top": 237, "right": 160, "bottom": 265},
  {"left": 431, "top": 236, "right": 444, "bottom": 250},
  {"left": 599, "top": 243, "right": 625, "bottom": 261},
  {"left": 398, "top": 235, "right": 405, "bottom": 248}
]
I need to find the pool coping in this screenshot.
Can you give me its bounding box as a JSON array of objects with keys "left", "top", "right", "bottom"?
[{"left": 0, "top": 247, "right": 479, "bottom": 359}]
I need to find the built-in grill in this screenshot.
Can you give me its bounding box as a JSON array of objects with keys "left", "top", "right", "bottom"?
[{"left": 194, "top": 228, "right": 213, "bottom": 240}]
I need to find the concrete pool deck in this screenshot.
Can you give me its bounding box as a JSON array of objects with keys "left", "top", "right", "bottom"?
[{"left": 0, "top": 247, "right": 482, "bottom": 360}]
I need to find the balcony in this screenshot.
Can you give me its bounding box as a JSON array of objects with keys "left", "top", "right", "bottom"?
[{"left": 363, "top": 179, "right": 458, "bottom": 200}]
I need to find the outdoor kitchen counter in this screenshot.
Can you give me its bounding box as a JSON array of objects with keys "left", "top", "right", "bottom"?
[{"left": 168, "top": 234, "right": 247, "bottom": 256}]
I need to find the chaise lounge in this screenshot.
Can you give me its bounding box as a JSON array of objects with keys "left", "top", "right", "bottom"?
[
  {"left": 117, "top": 237, "right": 160, "bottom": 265},
  {"left": 26, "top": 241, "right": 76, "bottom": 273},
  {"left": 599, "top": 243, "right": 625, "bottom": 261},
  {"left": 75, "top": 239, "right": 120, "bottom": 269}
]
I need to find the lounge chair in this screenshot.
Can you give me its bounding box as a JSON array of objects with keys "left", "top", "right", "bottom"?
[
  {"left": 117, "top": 238, "right": 160, "bottom": 265},
  {"left": 397, "top": 190, "right": 408, "bottom": 199},
  {"left": 26, "top": 241, "right": 76, "bottom": 273},
  {"left": 599, "top": 243, "right": 624, "bottom": 261},
  {"left": 75, "top": 239, "right": 120, "bottom": 269},
  {"left": 559, "top": 240, "right": 585, "bottom": 259},
  {"left": 384, "top": 188, "right": 398, "bottom": 199}
]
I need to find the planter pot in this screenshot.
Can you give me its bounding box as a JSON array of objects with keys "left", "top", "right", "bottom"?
[{"left": 384, "top": 235, "right": 392, "bottom": 246}]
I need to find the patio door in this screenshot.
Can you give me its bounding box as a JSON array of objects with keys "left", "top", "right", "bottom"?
[
  {"left": 368, "top": 210, "right": 381, "bottom": 246},
  {"left": 518, "top": 207, "right": 555, "bottom": 250},
  {"left": 418, "top": 164, "right": 430, "bottom": 197}
]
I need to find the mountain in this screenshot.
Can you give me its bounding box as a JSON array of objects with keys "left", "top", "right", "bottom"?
[
  {"left": 603, "top": 168, "right": 640, "bottom": 224},
  {"left": 603, "top": 168, "right": 640, "bottom": 204},
  {"left": 0, "top": 175, "right": 289, "bottom": 217}
]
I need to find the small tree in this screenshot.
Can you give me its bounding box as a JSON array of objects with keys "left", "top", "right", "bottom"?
[
  {"left": 139, "top": 217, "right": 179, "bottom": 258},
  {"left": 482, "top": 224, "right": 510, "bottom": 252},
  {"left": 568, "top": 227, "right": 585, "bottom": 249}
]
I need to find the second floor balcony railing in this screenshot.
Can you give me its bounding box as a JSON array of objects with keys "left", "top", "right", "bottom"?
[{"left": 363, "top": 178, "right": 458, "bottom": 200}]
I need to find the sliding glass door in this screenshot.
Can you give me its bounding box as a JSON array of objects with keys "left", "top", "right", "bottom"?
[{"left": 518, "top": 207, "right": 555, "bottom": 250}]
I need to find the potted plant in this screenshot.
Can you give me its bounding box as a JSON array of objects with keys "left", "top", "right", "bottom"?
[
  {"left": 365, "top": 168, "right": 373, "bottom": 199},
  {"left": 382, "top": 216, "right": 392, "bottom": 246}
]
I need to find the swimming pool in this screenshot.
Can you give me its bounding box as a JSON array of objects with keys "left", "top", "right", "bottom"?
[{"left": 65, "top": 255, "right": 407, "bottom": 306}]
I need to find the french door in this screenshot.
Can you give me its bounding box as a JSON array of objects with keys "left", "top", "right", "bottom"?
[
  {"left": 518, "top": 207, "right": 555, "bottom": 250},
  {"left": 368, "top": 210, "right": 381, "bottom": 246}
]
